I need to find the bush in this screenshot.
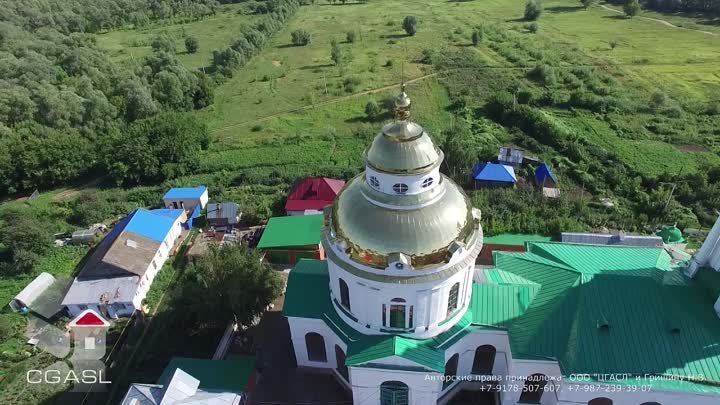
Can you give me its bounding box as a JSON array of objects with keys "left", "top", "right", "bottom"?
[
  {"left": 151, "top": 34, "right": 176, "bottom": 54},
  {"left": 291, "top": 29, "right": 311, "bottom": 46},
  {"left": 343, "top": 76, "right": 361, "bottom": 93},
  {"left": 419, "top": 48, "right": 436, "bottom": 64},
  {"left": 524, "top": 0, "right": 543, "bottom": 21},
  {"left": 185, "top": 36, "right": 199, "bottom": 53},
  {"left": 649, "top": 90, "right": 668, "bottom": 111},
  {"left": 403, "top": 16, "right": 418, "bottom": 36},
  {"left": 471, "top": 29, "right": 483, "bottom": 46},
  {"left": 528, "top": 63, "right": 556, "bottom": 86},
  {"left": 526, "top": 22, "right": 539, "bottom": 33},
  {"left": 346, "top": 31, "right": 356, "bottom": 43}
]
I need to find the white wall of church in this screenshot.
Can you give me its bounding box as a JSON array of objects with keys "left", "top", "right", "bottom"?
[
  {"left": 351, "top": 366, "right": 442, "bottom": 405},
  {"left": 286, "top": 316, "right": 348, "bottom": 372},
  {"left": 327, "top": 259, "right": 475, "bottom": 338}
]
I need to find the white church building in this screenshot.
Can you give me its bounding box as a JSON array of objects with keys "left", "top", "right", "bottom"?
[{"left": 282, "top": 88, "right": 720, "bottom": 405}]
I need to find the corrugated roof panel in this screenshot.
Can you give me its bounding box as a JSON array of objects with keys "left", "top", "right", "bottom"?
[
  {"left": 257, "top": 215, "right": 323, "bottom": 249},
  {"left": 125, "top": 209, "right": 177, "bottom": 243},
  {"left": 163, "top": 186, "right": 207, "bottom": 200}
]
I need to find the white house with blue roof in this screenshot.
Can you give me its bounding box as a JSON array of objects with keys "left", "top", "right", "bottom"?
[
  {"left": 62, "top": 208, "right": 185, "bottom": 318},
  {"left": 163, "top": 186, "right": 209, "bottom": 228}
]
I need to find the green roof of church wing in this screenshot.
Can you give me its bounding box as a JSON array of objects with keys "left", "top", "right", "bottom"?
[
  {"left": 282, "top": 250, "right": 720, "bottom": 394},
  {"left": 256, "top": 214, "right": 323, "bottom": 249},
  {"left": 492, "top": 242, "right": 720, "bottom": 394},
  {"left": 158, "top": 356, "right": 256, "bottom": 392},
  {"left": 483, "top": 233, "right": 552, "bottom": 246}
]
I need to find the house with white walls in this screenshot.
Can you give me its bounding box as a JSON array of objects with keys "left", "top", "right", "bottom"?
[
  {"left": 62, "top": 208, "right": 184, "bottom": 318},
  {"left": 282, "top": 88, "right": 720, "bottom": 405}
]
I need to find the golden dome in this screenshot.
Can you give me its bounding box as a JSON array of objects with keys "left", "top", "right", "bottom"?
[{"left": 329, "top": 174, "right": 478, "bottom": 269}]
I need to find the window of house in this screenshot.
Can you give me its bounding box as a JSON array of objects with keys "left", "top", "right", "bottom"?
[
  {"left": 443, "top": 354, "right": 459, "bottom": 389},
  {"left": 421, "top": 177, "right": 434, "bottom": 188},
  {"left": 392, "top": 183, "right": 408, "bottom": 194},
  {"left": 335, "top": 345, "right": 348, "bottom": 381},
  {"left": 339, "top": 279, "right": 351, "bottom": 311},
  {"left": 369, "top": 176, "right": 380, "bottom": 188},
  {"left": 305, "top": 332, "right": 327, "bottom": 362},
  {"left": 447, "top": 283, "right": 460, "bottom": 315},
  {"left": 380, "top": 381, "right": 409, "bottom": 405},
  {"left": 588, "top": 399, "right": 613, "bottom": 405},
  {"left": 382, "top": 304, "right": 387, "bottom": 326},
  {"left": 472, "top": 345, "right": 496, "bottom": 375},
  {"left": 519, "top": 374, "right": 547, "bottom": 403}
]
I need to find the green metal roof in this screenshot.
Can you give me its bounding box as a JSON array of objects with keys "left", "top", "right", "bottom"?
[
  {"left": 492, "top": 242, "right": 720, "bottom": 394},
  {"left": 283, "top": 247, "right": 720, "bottom": 394},
  {"left": 483, "top": 233, "right": 552, "bottom": 246},
  {"left": 158, "top": 356, "right": 256, "bottom": 392},
  {"left": 257, "top": 214, "right": 323, "bottom": 249}
]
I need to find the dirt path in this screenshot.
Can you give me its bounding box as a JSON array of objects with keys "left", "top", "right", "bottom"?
[
  {"left": 209, "top": 72, "right": 440, "bottom": 134},
  {"left": 600, "top": 4, "right": 718, "bottom": 36}
]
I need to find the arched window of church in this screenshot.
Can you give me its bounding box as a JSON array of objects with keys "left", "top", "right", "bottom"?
[
  {"left": 369, "top": 175, "right": 380, "bottom": 189},
  {"left": 421, "top": 177, "right": 434, "bottom": 188},
  {"left": 339, "top": 278, "right": 351, "bottom": 311},
  {"left": 588, "top": 399, "right": 613, "bottom": 405},
  {"left": 335, "top": 345, "right": 348, "bottom": 381},
  {"left": 305, "top": 332, "right": 327, "bottom": 362},
  {"left": 471, "top": 345, "right": 496, "bottom": 375},
  {"left": 519, "top": 374, "right": 547, "bottom": 403},
  {"left": 389, "top": 298, "right": 406, "bottom": 328},
  {"left": 392, "top": 183, "right": 408, "bottom": 194},
  {"left": 380, "top": 381, "right": 409, "bottom": 405},
  {"left": 447, "top": 283, "right": 460, "bottom": 315},
  {"left": 443, "top": 353, "right": 459, "bottom": 389}
]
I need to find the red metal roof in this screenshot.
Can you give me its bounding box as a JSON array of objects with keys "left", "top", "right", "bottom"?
[{"left": 285, "top": 177, "right": 345, "bottom": 212}]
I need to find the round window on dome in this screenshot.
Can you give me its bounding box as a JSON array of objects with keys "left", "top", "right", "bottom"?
[
  {"left": 421, "top": 177, "right": 434, "bottom": 188},
  {"left": 392, "top": 183, "right": 409, "bottom": 194},
  {"left": 369, "top": 175, "right": 380, "bottom": 189}
]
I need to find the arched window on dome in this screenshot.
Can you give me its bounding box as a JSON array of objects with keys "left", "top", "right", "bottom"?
[
  {"left": 368, "top": 175, "right": 380, "bottom": 189},
  {"left": 339, "top": 278, "right": 351, "bottom": 311},
  {"left": 447, "top": 283, "right": 460, "bottom": 315},
  {"left": 421, "top": 177, "right": 434, "bottom": 188},
  {"left": 392, "top": 183, "right": 408, "bottom": 194}
]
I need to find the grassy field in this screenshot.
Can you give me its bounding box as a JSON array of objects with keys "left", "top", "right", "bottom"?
[{"left": 96, "top": 3, "right": 252, "bottom": 71}]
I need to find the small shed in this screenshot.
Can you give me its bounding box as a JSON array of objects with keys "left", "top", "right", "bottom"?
[
  {"left": 498, "top": 147, "right": 524, "bottom": 167},
  {"left": 9, "top": 272, "right": 56, "bottom": 312},
  {"left": 257, "top": 215, "right": 324, "bottom": 264},
  {"left": 206, "top": 203, "right": 242, "bottom": 230},
  {"left": 162, "top": 186, "right": 208, "bottom": 228},
  {"left": 535, "top": 163, "right": 560, "bottom": 198},
  {"left": 72, "top": 228, "right": 100, "bottom": 244},
  {"left": 471, "top": 162, "right": 517, "bottom": 188},
  {"left": 285, "top": 177, "right": 345, "bottom": 216},
  {"left": 477, "top": 234, "right": 552, "bottom": 265}
]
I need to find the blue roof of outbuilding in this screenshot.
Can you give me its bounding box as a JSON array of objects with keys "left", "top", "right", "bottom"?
[
  {"left": 125, "top": 209, "right": 177, "bottom": 242},
  {"left": 150, "top": 208, "right": 185, "bottom": 222},
  {"left": 535, "top": 163, "right": 557, "bottom": 185},
  {"left": 163, "top": 186, "right": 207, "bottom": 200},
  {"left": 472, "top": 162, "right": 517, "bottom": 183}
]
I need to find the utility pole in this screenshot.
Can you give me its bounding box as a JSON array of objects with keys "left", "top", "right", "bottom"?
[{"left": 660, "top": 182, "right": 677, "bottom": 213}]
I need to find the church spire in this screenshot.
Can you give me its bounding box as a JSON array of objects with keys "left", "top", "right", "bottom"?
[{"left": 394, "top": 83, "right": 411, "bottom": 121}]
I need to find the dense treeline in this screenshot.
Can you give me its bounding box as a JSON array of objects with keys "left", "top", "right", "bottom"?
[
  {"left": 606, "top": 0, "right": 720, "bottom": 14},
  {"left": 211, "top": 0, "right": 300, "bottom": 75}
]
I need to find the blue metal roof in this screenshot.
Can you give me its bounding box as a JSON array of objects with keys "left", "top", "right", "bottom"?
[
  {"left": 472, "top": 162, "right": 517, "bottom": 183},
  {"left": 163, "top": 186, "right": 207, "bottom": 200},
  {"left": 150, "top": 209, "right": 185, "bottom": 222},
  {"left": 125, "top": 209, "right": 177, "bottom": 242},
  {"left": 535, "top": 163, "right": 557, "bottom": 185}
]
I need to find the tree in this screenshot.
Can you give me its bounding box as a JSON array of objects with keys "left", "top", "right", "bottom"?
[
  {"left": 185, "top": 36, "right": 199, "bottom": 53},
  {"left": 151, "top": 34, "right": 176, "bottom": 54},
  {"left": 524, "top": 0, "right": 543, "bottom": 21},
  {"left": 649, "top": 91, "right": 668, "bottom": 111},
  {"left": 180, "top": 244, "right": 284, "bottom": 328},
  {"left": 581, "top": 0, "right": 597, "bottom": 8},
  {"left": 346, "top": 31, "right": 356, "bottom": 43},
  {"left": 402, "top": 16, "right": 417, "bottom": 36},
  {"left": 291, "top": 29, "right": 311, "bottom": 46},
  {"left": 365, "top": 100, "right": 381, "bottom": 121},
  {"left": 526, "top": 22, "right": 539, "bottom": 33},
  {"left": 624, "top": 0, "right": 640, "bottom": 17},
  {"left": 0, "top": 209, "right": 53, "bottom": 275}
]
